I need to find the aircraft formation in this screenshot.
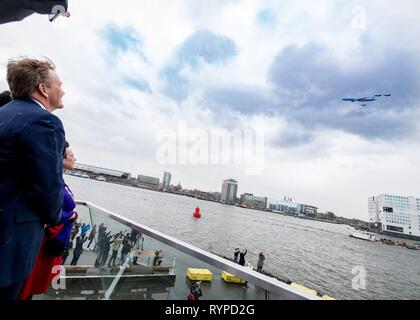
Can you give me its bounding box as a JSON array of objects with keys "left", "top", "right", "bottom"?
[{"left": 342, "top": 94, "right": 392, "bottom": 107}]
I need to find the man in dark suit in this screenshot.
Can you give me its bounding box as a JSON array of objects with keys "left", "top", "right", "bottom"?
[{"left": 0, "top": 58, "right": 66, "bottom": 300}]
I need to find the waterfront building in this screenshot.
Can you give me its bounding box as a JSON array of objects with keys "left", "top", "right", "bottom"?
[
  {"left": 239, "top": 193, "right": 267, "bottom": 210},
  {"left": 303, "top": 205, "right": 319, "bottom": 217},
  {"left": 138, "top": 174, "right": 160, "bottom": 187},
  {"left": 162, "top": 172, "right": 172, "bottom": 189},
  {"left": 221, "top": 179, "right": 238, "bottom": 205},
  {"left": 73, "top": 163, "right": 131, "bottom": 179},
  {"left": 369, "top": 194, "right": 420, "bottom": 239},
  {"left": 269, "top": 199, "right": 299, "bottom": 215},
  {"left": 268, "top": 199, "right": 318, "bottom": 217}
]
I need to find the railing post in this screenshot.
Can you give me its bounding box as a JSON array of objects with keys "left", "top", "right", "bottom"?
[{"left": 172, "top": 257, "right": 176, "bottom": 275}]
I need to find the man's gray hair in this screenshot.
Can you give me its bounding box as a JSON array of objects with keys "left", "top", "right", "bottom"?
[{"left": 7, "top": 57, "right": 56, "bottom": 99}]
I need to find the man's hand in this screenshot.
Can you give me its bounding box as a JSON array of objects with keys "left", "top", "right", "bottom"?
[{"left": 70, "top": 211, "right": 78, "bottom": 221}]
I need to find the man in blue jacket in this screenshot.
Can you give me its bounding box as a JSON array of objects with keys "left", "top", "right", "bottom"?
[{"left": 0, "top": 58, "right": 66, "bottom": 300}]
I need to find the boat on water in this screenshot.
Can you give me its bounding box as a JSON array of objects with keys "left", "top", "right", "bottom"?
[
  {"left": 349, "top": 231, "right": 377, "bottom": 242},
  {"left": 406, "top": 243, "right": 420, "bottom": 250}
]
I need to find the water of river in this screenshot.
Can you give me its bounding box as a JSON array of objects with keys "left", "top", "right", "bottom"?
[{"left": 66, "top": 175, "right": 420, "bottom": 300}]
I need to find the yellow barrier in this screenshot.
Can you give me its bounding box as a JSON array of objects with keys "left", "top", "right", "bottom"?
[
  {"left": 221, "top": 271, "right": 244, "bottom": 284},
  {"left": 186, "top": 268, "right": 213, "bottom": 282}
]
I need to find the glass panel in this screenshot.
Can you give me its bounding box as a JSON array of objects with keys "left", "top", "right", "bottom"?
[
  {"left": 42, "top": 203, "right": 308, "bottom": 300},
  {"left": 43, "top": 203, "right": 101, "bottom": 300}
]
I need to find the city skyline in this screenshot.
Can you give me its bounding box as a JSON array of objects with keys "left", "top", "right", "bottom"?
[
  {"left": 1, "top": 1, "right": 420, "bottom": 220},
  {"left": 75, "top": 161, "right": 420, "bottom": 222}
]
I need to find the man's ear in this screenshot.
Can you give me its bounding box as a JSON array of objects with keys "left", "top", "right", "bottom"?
[{"left": 37, "top": 83, "right": 48, "bottom": 98}]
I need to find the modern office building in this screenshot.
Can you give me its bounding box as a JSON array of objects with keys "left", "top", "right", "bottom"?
[
  {"left": 162, "top": 172, "right": 172, "bottom": 189},
  {"left": 221, "top": 179, "right": 238, "bottom": 205},
  {"left": 138, "top": 174, "right": 160, "bottom": 187},
  {"left": 239, "top": 193, "right": 267, "bottom": 210},
  {"left": 369, "top": 194, "right": 420, "bottom": 239}
]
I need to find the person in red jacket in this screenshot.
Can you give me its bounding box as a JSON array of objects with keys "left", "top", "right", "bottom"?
[{"left": 187, "top": 281, "right": 203, "bottom": 300}]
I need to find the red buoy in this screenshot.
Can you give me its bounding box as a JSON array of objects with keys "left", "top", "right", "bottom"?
[{"left": 193, "top": 207, "right": 202, "bottom": 218}]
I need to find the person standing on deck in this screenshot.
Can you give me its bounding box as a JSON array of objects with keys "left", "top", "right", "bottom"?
[
  {"left": 132, "top": 233, "right": 144, "bottom": 265},
  {"left": 94, "top": 223, "right": 106, "bottom": 252},
  {"left": 100, "top": 232, "right": 114, "bottom": 266},
  {"left": 87, "top": 225, "right": 97, "bottom": 249},
  {"left": 71, "top": 222, "right": 81, "bottom": 241},
  {"left": 239, "top": 249, "right": 247, "bottom": 266},
  {"left": 70, "top": 235, "right": 88, "bottom": 265},
  {"left": 153, "top": 250, "right": 163, "bottom": 266},
  {"left": 188, "top": 281, "right": 203, "bottom": 300},
  {"left": 120, "top": 235, "right": 132, "bottom": 265},
  {"left": 108, "top": 233, "right": 123, "bottom": 267},
  {"left": 80, "top": 223, "right": 90, "bottom": 239},
  {"left": 234, "top": 248, "right": 240, "bottom": 263},
  {"left": 257, "top": 252, "right": 265, "bottom": 273},
  {"left": 0, "top": 58, "right": 66, "bottom": 300}
]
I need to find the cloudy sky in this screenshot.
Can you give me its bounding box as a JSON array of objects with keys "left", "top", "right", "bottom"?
[{"left": 1, "top": 0, "right": 420, "bottom": 219}]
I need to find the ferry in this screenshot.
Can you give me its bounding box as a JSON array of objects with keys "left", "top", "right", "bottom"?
[{"left": 349, "top": 231, "right": 377, "bottom": 242}]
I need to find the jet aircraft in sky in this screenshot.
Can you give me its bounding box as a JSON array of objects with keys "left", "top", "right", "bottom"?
[{"left": 342, "top": 97, "right": 377, "bottom": 103}]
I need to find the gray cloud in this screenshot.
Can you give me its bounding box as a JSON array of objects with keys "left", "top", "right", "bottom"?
[
  {"left": 161, "top": 30, "right": 238, "bottom": 101},
  {"left": 203, "top": 87, "right": 273, "bottom": 115}
]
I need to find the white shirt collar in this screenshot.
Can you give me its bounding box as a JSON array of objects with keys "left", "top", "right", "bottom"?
[{"left": 31, "top": 98, "right": 47, "bottom": 111}]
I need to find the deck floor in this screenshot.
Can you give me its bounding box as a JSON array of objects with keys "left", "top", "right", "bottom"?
[{"left": 37, "top": 246, "right": 278, "bottom": 300}]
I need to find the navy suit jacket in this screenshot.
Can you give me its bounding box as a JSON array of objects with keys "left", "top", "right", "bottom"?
[{"left": 0, "top": 99, "right": 65, "bottom": 287}]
